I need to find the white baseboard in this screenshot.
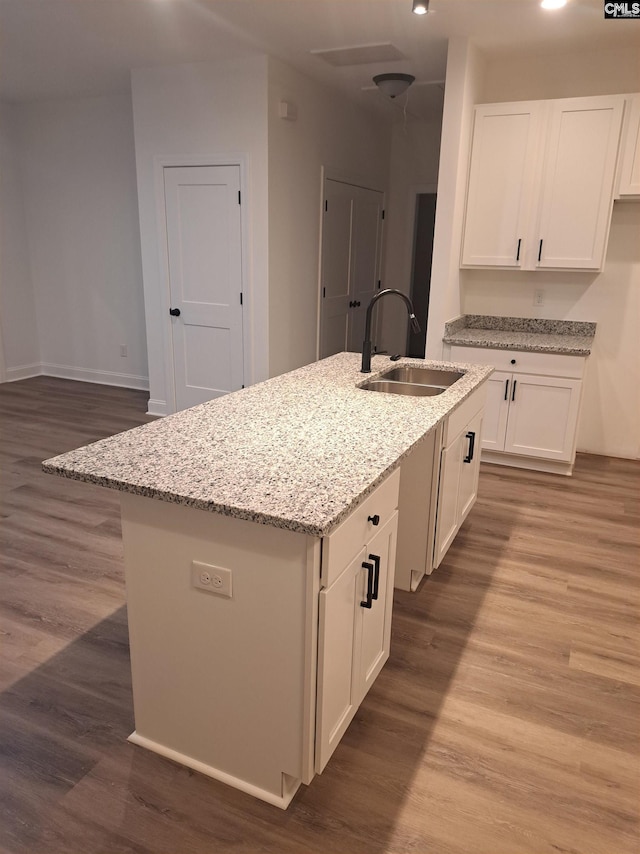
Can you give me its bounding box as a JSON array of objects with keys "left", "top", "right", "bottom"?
[
  {"left": 5, "top": 363, "right": 42, "bottom": 382},
  {"left": 40, "top": 362, "right": 149, "bottom": 391},
  {"left": 147, "top": 398, "right": 168, "bottom": 417},
  {"left": 481, "top": 449, "right": 574, "bottom": 476}
]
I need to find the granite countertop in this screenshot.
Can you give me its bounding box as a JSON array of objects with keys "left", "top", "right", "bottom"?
[
  {"left": 43, "top": 353, "right": 492, "bottom": 537},
  {"left": 443, "top": 315, "right": 596, "bottom": 356}
]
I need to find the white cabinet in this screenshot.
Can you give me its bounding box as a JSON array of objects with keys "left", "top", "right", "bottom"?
[
  {"left": 503, "top": 374, "right": 582, "bottom": 460},
  {"left": 434, "top": 405, "right": 483, "bottom": 569},
  {"left": 394, "top": 383, "right": 487, "bottom": 587},
  {"left": 449, "top": 346, "right": 586, "bottom": 475},
  {"left": 120, "top": 467, "right": 400, "bottom": 809},
  {"left": 461, "top": 95, "right": 625, "bottom": 271},
  {"left": 316, "top": 501, "right": 398, "bottom": 773},
  {"left": 461, "top": 101, "right": 544, "bottom": 268},
  {"left": 617, "top": 94, "right": 640, "bottom": 198}
]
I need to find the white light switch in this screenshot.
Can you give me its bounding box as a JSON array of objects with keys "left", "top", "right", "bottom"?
[{"left": 192, "top": 561, "right": 233, "bottom": 598}]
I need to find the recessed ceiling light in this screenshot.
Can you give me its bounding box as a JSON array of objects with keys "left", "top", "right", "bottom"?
[
  {"left": 412, "top": 0, "right": 429, "bottom": 15},
  {"left": 540, "top": 0, "right": 567, "bottom": 9}
]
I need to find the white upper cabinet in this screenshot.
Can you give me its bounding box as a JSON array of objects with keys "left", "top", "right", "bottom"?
[
  {"left": 535, "top": 97, "right": 625, "bottom": 269},
  {"left": 461, "top": 102, "right": 544, "bottom": 268},
  {"left": 461, "top": 95, "right": 625, "bottom": 272},
  {"left": 617, "top": 94, "right": 640, "bottom": 198}
]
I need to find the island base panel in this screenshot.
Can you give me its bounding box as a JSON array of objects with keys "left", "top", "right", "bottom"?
[
  {"left": 127, "top": 731, "right": 301, "bottom": 809},
  {"left": 120, "top": 493, "right": 320, "bottom": 807}
]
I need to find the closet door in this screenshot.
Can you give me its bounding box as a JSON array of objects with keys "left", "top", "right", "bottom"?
[
  {"left": 319, "top": 180, "right": 355, "bottom": 358},
  {"left": 320, "top": 180, "right": 383, "bottom": 358}
]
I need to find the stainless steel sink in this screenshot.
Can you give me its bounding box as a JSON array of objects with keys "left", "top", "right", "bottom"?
[
  {"left": 359, "top": 365, "right": 464, "bottom": 397},
  {"left": 380, "top": 366, "right": 464, "bottom": 386},
  {"left": 359, "top": 380, "right": 446, "bottom": 397}
]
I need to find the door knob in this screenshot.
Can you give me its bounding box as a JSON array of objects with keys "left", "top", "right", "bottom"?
[{"left": 169, "top": 308, "right": 181, "bottom": 317}]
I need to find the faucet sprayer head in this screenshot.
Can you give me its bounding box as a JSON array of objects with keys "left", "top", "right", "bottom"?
[{"left": 410, "top": 314, "right": 421, "bottom": 333}]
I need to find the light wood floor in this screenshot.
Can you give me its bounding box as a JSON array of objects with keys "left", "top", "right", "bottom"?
[{"left": 1, "top": 376, "right": 638, "bottom": 854}]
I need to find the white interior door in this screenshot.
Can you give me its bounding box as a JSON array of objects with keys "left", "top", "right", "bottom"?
[
  {"left": 319, "top": 180, "right": 354, "bottom": 358},
  {"left": 164, "top": 165, "right": 244, "bottom": 411},
  {"left": 348, "top": 187, "right": 384, "bottom": 353},
  {"left": 319, "top": 179, "right": 384, "bottom": 359}
]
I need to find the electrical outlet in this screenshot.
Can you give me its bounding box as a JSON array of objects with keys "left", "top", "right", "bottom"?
[
  {"left": 534, "top": 289, "right": 545, "bottom": 307},
  {"left": 119, "top": 344, "right": 128, "bottom": 357},
  {"left": 191, "top": 561, "right": 232, "bottom": 598}
]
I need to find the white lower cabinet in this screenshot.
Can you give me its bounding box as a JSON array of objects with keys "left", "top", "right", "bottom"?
[
  {"left": 315, "top": 511, "right": 398, "bottom": 773},
  {"left": 503, "top": 373, "right": 582, "bottom": 460},
  {"left": 433, "top": 405, "right": 483, "bottom": 569},
  {"left": 394, "top": 383, "right": 488, "bottom": 588},
  {"left": 450, "top": 346, "right": 586, "bottom": 475},
  {"left": 120, "top": 468, "right": 400, "bottom": 809}
]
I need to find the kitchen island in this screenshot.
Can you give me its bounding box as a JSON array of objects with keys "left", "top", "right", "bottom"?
[{"left": 43, "top": 353, "right": 492, "bottom": 808}]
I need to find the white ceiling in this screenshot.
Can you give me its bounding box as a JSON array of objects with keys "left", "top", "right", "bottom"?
[{"left": 1, "top": 0, "right": 638, "bottom": 119}]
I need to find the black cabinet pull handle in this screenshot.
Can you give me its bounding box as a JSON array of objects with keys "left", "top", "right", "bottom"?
[
  {"left": 538, "top": 239, "right": 543, "bottom": 262},
  {"left": 463, "top": 431, "right": 476, "bottom": 464},
  {"left": 512, "top": 379, "right": 517, "bottom": 402},
  {"left": 511, "top": 359, "right": 516, "bottom": 365},
  {"left": 360, "top": 562, "right": 374, "bottom": 609},
  {"left": 367, "top": 514, "right": 380, "bottom": 526},
  {"left": 169, "top": 307, "right": 181, "bottom": 317},
  {"left": 504, "top": 379, "right": 509, "bottom": 401},
  {"left": 516, "top": 238, "right": 522, "bottom": 262},
  {"left": 368, "top": 554, "right": 381, "bottom": 601}
]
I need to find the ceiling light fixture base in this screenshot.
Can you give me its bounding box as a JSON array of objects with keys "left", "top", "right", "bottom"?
[{"left": 373, "top": 73, "right": 416, "bottom": 99}]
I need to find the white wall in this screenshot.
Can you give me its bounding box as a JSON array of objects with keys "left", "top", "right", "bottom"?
[
  {"left": 0, "top": 101, "right": 40, "bottom": 379},
  {"left": 267, "top": 57, "right": 391, "bottom": 377},
  {"left": 380, "top": 116, "right": 442, "bottom": 354},
  {"left": 16, "top": 92, "right": 148, "bottom": 388},
  {"left": 482, "top": 44, "right": 640, "bottom": 103},
  {"left": 131, "top": 57, "right": 269, "bottom": 415},
  {"left": 460, "top": 46, "right": 640, "bottom": 458},
  {"left": 426, "top": 38, "right": 487, "bottom": 360}
]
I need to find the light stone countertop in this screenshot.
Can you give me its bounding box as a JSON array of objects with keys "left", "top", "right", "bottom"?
[
  {"left": 443, "top": 315, "right": 596, "bottom": 356},
  {"left": 42, "top": 353, "right": 492, "bottom": 537}
]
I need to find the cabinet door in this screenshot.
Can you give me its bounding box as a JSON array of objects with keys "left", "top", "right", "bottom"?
[
  {"left": 480, "top": 371, "right": 511, "bottom": 452},
  {"left": 315, "top": 546, "right": 366, "bottom": 773},
  {"left": 618, "top": 94, "right": 640, "bottom": 197},
  {"left": 535, "top": 96, "right": 624, "bottom": 270},
  {"left": 504, "top": 375, "right": 582, "bottom": 462},
  {"left": 359, "top": 513, "right": 398, "bottom": 699},
  {"left": 461, "top": 102, "right": 543, "bottom": 267},
  {"left": 433, "top": 431, "right": 463, "bottom": 569},
  {"left": 457, "top": 410, "right": 483, "bottom": 524}
]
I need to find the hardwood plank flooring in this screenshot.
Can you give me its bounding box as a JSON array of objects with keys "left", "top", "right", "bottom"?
[{"left": 0, "top": 376, "right": 638, "bottom": 854}]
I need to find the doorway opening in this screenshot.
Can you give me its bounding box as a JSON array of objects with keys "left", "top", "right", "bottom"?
[{"left": 407, "top": 192, "right": 437, "bottom": 358}]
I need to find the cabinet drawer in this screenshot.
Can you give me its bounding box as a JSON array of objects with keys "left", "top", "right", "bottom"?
[
  {"left": 442, "top": 382, "right": 487, "bottom": 447},
  {"left": 322, "top": 468, "right": 400, "bottom": 588},
  {"left": 450, "top": 345, "right": 586, "bottom": 379}
]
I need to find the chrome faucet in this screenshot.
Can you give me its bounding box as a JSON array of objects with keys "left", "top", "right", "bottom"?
[{"left": 361, "top": 289, "right": 421, "bottom": 372}]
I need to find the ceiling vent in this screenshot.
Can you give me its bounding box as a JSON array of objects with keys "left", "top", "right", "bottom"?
[{"left": 310, "top": 43, "right": 406, "bottom": 67}]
